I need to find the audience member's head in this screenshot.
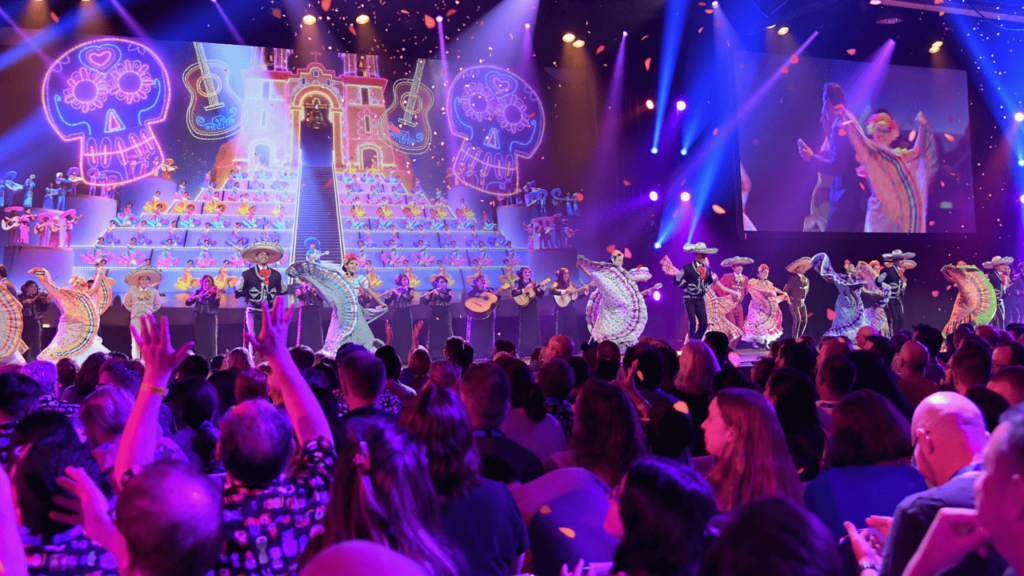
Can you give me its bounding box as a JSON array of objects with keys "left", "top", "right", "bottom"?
[
  {"left": 974, "top": 405, "right": 1024, "bottom": 562},
  {"left": 444, "top": 337, "right": 465, "bottom": 362},
  {"left": 546, "top": 334, "right": 575, "bottom": 359},
  {"left": 817, "top": 337, "right": 853, "bottom": 371},
  {"left": 290, "top": 345, "right": 316, "bottom": 371},
  {"left": 675, "top": 340, "right": 721, "bottom": 397},
  {"left": 173, "top": 377, "right": 221, "bottom": 469},
  {"left": 711, "top": 366, "right": 759, "bottom": 395},
  {"left": 750, "top": 357, "right": 775, "bottom": 390},
  {"left": 913, "top": 324, "right": 944, "bottom": 360},
  {"left": 56, "top": 358, "right": 78, "bottom": 390},
  {"left": 209, "top": 355, "right": 225, "bottom": 373},
  {"left": 702, "top": 497, "right": 842, "bottom": 576},
  {"left": 948, "top": 341, "right": 994, "bottom": 394},
  {"left": 895, "top": 340, "right": 929, "bottom": 378},
  {"left": 536, "top": 357, "right": 573, "bottom": 403},
  {"left": 856, "top": 326, "right": 878, "bottom": 349},
  {"left": 643, "top": 402, "right": 694, "bottom": 460},
  {"left": 765, "top": 369, "right": 820, "bottom": 430},
  {"left": 864, "top": 335, "right": 897, "bottom": 366},
  {"left": 427, "top": 360, "right": 461, "bottom": 390},
  {"left": 219, "top": 399, "right": 295, "bottom": 487},
  {"left": 115, "top": 459, "right": 224, "bottom": 576},
  {"left": 234, "top": 368, "right": 269, "bottom": 403},
  {"left": 989, "top": 366, "right": 1024, "bottom": 406},
  {"left": 965, "top": 386, "right": 1011, "bottom": 432},
  {"left": 775, "top": 340, "right": 816, "bottom": 379},
  {"left": 827, "top": 390, "right": 912, "bottom": 468},
  {"left": 849, "top": 350, "right": 913, "bottom": 419},
  {"left": 702, "top": 332, "right": 731, "bottom": 368},
  {"left": 80, "top": 385, "right": 134, "bottom": 448},
  {"left": 339, "top": 351, "right": 386, "bottom": 409},
  {"left": 993, "top": 341, "right": 1024, "bottom": 375},
  {"left": 300, "top": 542, "right": 429, "bottom": 576},
  {"left": 975, "top": 324, "right": 999, "bottom": 349},
  {"left": 911, "top": 392, "right": 989, "bottom": 487},
  {"left": 0, "top": 372, "right": 40, "bottom": 423},
  {"left": 73, "top": 352, "right": 109, "bottom": 397},
  {"left": 176, "top": 355, "right": 210, "bottom": 381},
  {"left": 98, "top": 359, "right": 144, "bottom": 396},
  {"left": 623, "top": 344, "right": 665, "bottom": 393},
  {"left": 459, "top": 362, "right": 510, "bottom": 430},
  {"left": 493, "top": 339, "right": 517, "bottom": 359},
  {"left": 816, "top": 354, "right": 856, "bottom": 402},
  {"left": 608, "top": 458, "right": 717, "bottom": 576},
  {"left": 223, "top": 348, "right": 252, "bottom": 374},
  {"left": 20, "top": 361, "right": 58, "bottom": 397},
  {"left": 407, "top": 348, "right": 432, "bottom": 387},
  {"left": 400, "top": 384, "right": 481, "bottom": 500},
  {"left": 374, "top": 346, "right": 403, "bottom": 382},
  {"left": 567, "top": 355, "right": 591, "bottom": 393},
  {"left": 208, "top": 369, "right": 237, "bottom": 413},
  {"left": 494, "top": 356, "right": 545, "bottom": 423},
  {"left": 703, "top": 388, "right": 800, "bottom": 511},
  {"left": 569, "top": 380, "right": 647, "bottom": 486}
]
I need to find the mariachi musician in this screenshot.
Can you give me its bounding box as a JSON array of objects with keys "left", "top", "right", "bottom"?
[
  {"left": 511, "top": 267, "right": 548, "bottom": 356},
  {"left": 550, "top": 266, "right": 591, "bottom": 346},
  {"left": 421, "top": 272, "right": 454, "bottom": 359},
  {"left": 465, "top": 272, "right": 500, "bottom": 358}
]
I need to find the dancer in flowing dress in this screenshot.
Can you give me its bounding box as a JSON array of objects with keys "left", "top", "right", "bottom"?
[
  {"left": 942, "top": 262, "right": 997, "bottom": 334},
  {"left": 811, "top": 253, "right": 871, "bottom": 341},
  {"left": 582, "top": 251, "right": 653, "bottom": 351},
  {"left": 742, "top": 264, "right": 788, "bottom": 348},
  {"left": 32, "top": 266, "right": 113, "bottom": 363}
]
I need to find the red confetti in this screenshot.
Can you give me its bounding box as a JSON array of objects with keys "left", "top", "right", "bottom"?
[
  {"left": 698, "top": 27, "right": 704, "bottom": 33},
  {"left": 712, "top": 204, "right": 726, "bottom": 215},
  {"left": 644, "top": 57, "right": 651, "bottom": 70},
  {"left": 838, "top": 128, "right": 847, "bottom": 136},
  {"left": 271, "top": 8, "right": 282, "bottom": 18},
  {"left": 400, "top": 9, "right": 410, "bottom": 14},
  {"left": 50, "top": 11, "right": 59, "bottom": 22},
  {"left": 447, "top": 8, "right": 457, "bottom": 17},
  {"left": 932, "top": 290, "right": 940, "bottom": 297},
  {"left": 827, "top": 309, "right": 836, "bottom": 321},
  {"left": 624, "top": 248, "right": 633, "bottom": 259},
  {"left": 641, "top": 35, "right": 649, "bottom": 41},
  {"left": 944, "top": 133, "right": 955, "bottom": 142},
  {"left": 847, "top": 48, "right": 856, "bottom": 55},
  {"left": 781, "top": 66, "right": 789, "bottom": 74},
  {"left": 595, "top": 45, "right": 605, "bottom": 54},
  {"left": 623, "top": 180, "right": 631, "bottom": 186},
  {"left": 909, "top": 129, "right": 917, "bottom": 142},
  {"left": 790, "top": 55, "right": 799, "bottom": 64},
  {"left": 425, "top": 15, "right": 436, "bottom": 29},
  {"left": 712, "top": 128, "right": 719, "bottom": 135},
  {"left": 705, "top": 9, "right": 713, "bottom": 13},
  {"left": 320, "top": 0, "right": 331, "bottom": 10},
  {"left": 349, "top": 24, "right": 357, "bottom": 35}
]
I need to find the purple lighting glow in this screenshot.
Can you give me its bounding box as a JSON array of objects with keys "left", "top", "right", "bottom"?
[
  {"left": 649, "top": 190, "right": 659, "bottom": 201},
  {"left": 653, "top": 290, "right": 662, "bottom": 302}
]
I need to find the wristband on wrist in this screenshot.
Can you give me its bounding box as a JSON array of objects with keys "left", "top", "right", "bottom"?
[
  {"left": 144, "top": 384, "right": 168, "bottom": 397},
  {"left": 858, "top": 559, "right": 880, "bottom": 574}
]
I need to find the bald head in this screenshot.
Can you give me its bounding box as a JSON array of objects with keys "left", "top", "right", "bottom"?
[
  {"left": 898, "top": 340, "right": 929, "bottom": 377},
  {"left": 817, "top": 337, "right": 852, "bottom": 371},
  {"left": 911, "top": 392, "right": 989, "bottom": 486},
  {"left": 300, "top": 541, "right": 427, "bottom": 576},
  {"left": 989, "top": 366, "right": 1024, "bottom": 406},
  {"left": 856, "top": 326, "right": 878, "bottom": 349}
]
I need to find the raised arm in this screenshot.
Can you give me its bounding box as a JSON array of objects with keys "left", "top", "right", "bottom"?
[
  {"left": 114, "top": 315, "right": 194, "bottom": 486},
  {"left": 0, "top": 466, "right": 28, "bottom": 576},
  {"left": 245, "top": 297, "right": 332, "bottom": 445}
]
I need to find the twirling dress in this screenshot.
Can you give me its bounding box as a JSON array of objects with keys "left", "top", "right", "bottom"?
[
  {"left": 854, "top": 264, "right": 891, "bottom": 337},
  {"left": 741, "top": 279, "right": 784, "bottom": 346},
  {"left": 579, "top": 256, "right": 651, "bottom": 351},
  {"left": 705, "top": 289, "right": 742, "bottom": 343},
  {"left": 35, "top": 269, "right": 112, "bottom": 363},
  {"left": 0, "top": 286, "right": 25, "bottom": 366},
  {"left": 941, "top": 264, "right": 997, "bottom": 335},
  {"left": 811, "top": 253, "right": 871, "bottom": 341}
]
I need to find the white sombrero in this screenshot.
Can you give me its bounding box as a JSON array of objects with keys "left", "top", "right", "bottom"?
[
  {"left": 983, "top": 256, "right": 1014, "bottom": 269},
  {"left": 241, "top": 241, "right": 285, "bottom": 264},
  {"left": 882, "top": 250, "right": 915, "bottom": 262},
  {"left": 900, "top": 259, "right": 917, "bottom": 270},
  {"left": 786, "top": 257, "right": 813, "bottom": 274},
  {"left": 125, "top": 265, "right": 162, "bottom": 287},
  {"left": 683, "top": 242, "right": 718, "bottom": 254},
  {"left": 721, "top": 257, "right": 754, "bottom": 268}
]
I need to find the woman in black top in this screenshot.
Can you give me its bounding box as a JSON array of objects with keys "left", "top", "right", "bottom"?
[
  {"left": 511, "top": 267, "right": 545, "bottom": 356},
  {"left": 185, "top": 275, "right": 221, "bottom": 359},
  {"left": 466, "top": 274, "right": 500, "bottom": 359},
  {"left": 19, "top": 280, "right": 49, "bottom": 363},
  {"left": 295, "top": 280, "right": 325, "bottom": 351},
  {"left": 420, "top": 275, "right": 454, "bottom": 359},
  {"left": 383, "top": 273, "right": 415, "bottom": 355},
  {"left": 550, "top": 267, "right": 585, "bottom": 344}
]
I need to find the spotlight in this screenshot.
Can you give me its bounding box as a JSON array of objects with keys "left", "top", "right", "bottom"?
[
  {"left": 651, "top": 147, "right": 659, "bottom": 154},
  {"left": 1017, "top": 112, "right": 1024, "bottom": 122},
  {"left": 676, "top": 100, "right": 686, "bottom": 111},
  {"left": 777, "top": 26, "right": 789, "bottom": 35},
  {"left": 302, "top": 14, "right": 316, "bottom": 25},
  {"left": 572, "top": 39, "right": 585, "bottom": 48},
  {"left": 654, "top": 242, "right": 662, "bottom": 249},
  {"left": 653, "top": 290, "right": 662, "bottom": 302},
  {"left": 436, "top": 15, "right": 443, "bottom": 22},
  {"left": 932, "top": 40, "right": 943, "bottom": 47},
  {"left": 645, "top": 99, "right": 655, "bottom": 110},
  {"left": 649, "top": 190, "right": 659, "bottom": 201},
  {"left": 355, "top": 14, "right": 370, "bottom": 24},
  {"left": 680, "top": 191, "right": 691, "bottom": 202},
  {"left": 1018, "top": 158, "right": 1024, "bottom": 167},
  {"left": 524, "top": 23, "right": 530, "bottom": 29},
  {"left": 562, "top": 32, "right": 576, "bottom": 43},
  {"left": 1020, "top": 194, "right": 1024, "bottom": 204},
  {"left": 681, "top": 148, "right": 688, "bottom": 156},
  {"left": 712, "top": 0, "right": 719, "bottom": 5},
  {"left": 623, "top": 30, "right": 628, "bottom": 37},
  {"left": 869, "top": 0, "right": 881, "bottom": 4},
  {"left": 928, "top": 45, "right": 941, "bottom": 54}
]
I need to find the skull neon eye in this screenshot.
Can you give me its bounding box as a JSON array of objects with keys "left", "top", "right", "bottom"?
[
  {"left": 460, "top": 82, "right": 495, "bottom": 122},
  {"left": 497, "top": 95, "right": 530, "bottom": 133},
  {"left": 63, "top": 68, "right": 109, "bottom": 113},
  {"left": 109, "top": 60, "right": 154, "bottom": 104}
]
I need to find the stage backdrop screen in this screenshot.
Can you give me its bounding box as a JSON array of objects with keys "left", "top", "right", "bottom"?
[{"left": 735, "top": 51, "right": 974, "bottom": 234}]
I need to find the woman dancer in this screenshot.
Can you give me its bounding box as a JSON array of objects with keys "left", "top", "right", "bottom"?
[
  {"left": 550, "top": 267, "right": 588, "bottom": 344},
  {"left": 342, "top": 254, "right": 387, "bottom": 349},
  {"left": 511, "top": 267, "right": 546, "bottom": 356},
  {"left": 582, "top": 251, "right": 653, "bottom": 351},
  {"left": 742, "top": 264, "right": 788, "bottom": 349},
  {"left": 32, "top": 266, "right": 112, "bottom": 363},
  {"left": 811, "top": 253, "right": 870, "bottom": 341},
  {"left": 706, "top": 281, "right": 744, "bottom": 345},
  {"left": 383, "top": 273, "right": 416, "bottom": 355},
  {"left": 851, "top": 261, "right": 891, "bottom": 336},
  {"left": 420, "top": 274, "right": 453, "bottom": 359},
  {"left": 185, "top": 275, "right": 221, "bottom": 359}
]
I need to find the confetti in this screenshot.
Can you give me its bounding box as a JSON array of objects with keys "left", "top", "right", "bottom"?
[
  {"left": 790, "top": 55, "right": 799, "bottom": 64},
  {"left": 50, "top": 11, "right": 59, "bottom": 22},
  {"left": 781, "top": 66, "right": 789, "bottom": 74},
  {"left": 272, "top": 8, "right": 282, "bottom": 18},
  {"left": 847, "top": 48, "right": 856, "bottom": 55},
  {"left": 539, "top": 505, "right": 552, "bottom": 514},
  {"left": 447, "top": 9, "right": 457, "bottom": 17},
  {"left": 932, "top": 290, "right": 940, "bottom": 297},
  {"left": 909, "top": 129, "right": 917, "bottom": 141},
  {"left": 712, "top": 204, "right": 726, "bottom": 214},
  {"left": 595, "top": 45, "right": 605, "bottom": 54},
  {"left": 644, "top": 57, "right": 651, "bottom": 70},
  {"left": 320, "top": 0, "right": 331, "bottom": 10},
  {"left": 944, "top": 133, "right": 955, "bottom": 142},
  {"left": 425, "top": 15, "right": 436, "bottom": 29},
  {"left": 827, "top": 308, "right": 836, "bottom": 321},
  {"left": 623, "top": 180, "right": 631, "bottom": 186},
  {"left": 559, "top": 527, "right": 577, "bottom": 539},
  {"left": 698, "top": 27, "right": 704, "bottom": 33}
]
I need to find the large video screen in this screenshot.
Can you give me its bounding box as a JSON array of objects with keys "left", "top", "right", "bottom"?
[{"left": 736, "top": 51, "right": 974, "bottom": 234}]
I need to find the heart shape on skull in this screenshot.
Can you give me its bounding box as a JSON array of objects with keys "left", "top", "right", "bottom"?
[{"left": 82, "top": 47, "right": 117, "bottom": 71}]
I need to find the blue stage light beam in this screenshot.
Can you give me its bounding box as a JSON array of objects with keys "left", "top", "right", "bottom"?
[
  {"left": 108, "top": 0, "right": 147, "bottom": 38},
  {"left": 651, "top": 0, "right": 688, "bottom": 153},
  {"left": 446, "top": 0, "right": 538, "bottom": 71},
  {"left": 0, "top": 7, "right": 51, "bottom": 67},
  {"left": 655, "top": 32, "right": 820, "bottom": 246},
  {"left": 842, "top": 39, "right": 896, "bottom": 119},
  {"left": 211, "top": 0, "right": 245, "bottom": 45}
]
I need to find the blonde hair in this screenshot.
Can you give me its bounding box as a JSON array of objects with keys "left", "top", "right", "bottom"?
[
  {"left": 674, "top": 340, "right": 721, "bottom": 396},
  {"left": 224, "top": 348, "right": 253, "bottom": 373},
  {"left": 80, "top": 386, "right": 135, "bottom": 448}
]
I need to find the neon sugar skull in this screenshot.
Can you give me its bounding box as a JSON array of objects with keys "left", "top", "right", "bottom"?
[
  {"left": 448, "top": 66, "right": 545, "bottom": 194},
  {"left": 42, "top": 38, "right": 171, "bottom": 187}
]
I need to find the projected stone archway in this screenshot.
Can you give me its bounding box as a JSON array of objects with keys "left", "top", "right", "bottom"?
[{"left": 289, "top": 80, "right": 344, "bottom": 167}]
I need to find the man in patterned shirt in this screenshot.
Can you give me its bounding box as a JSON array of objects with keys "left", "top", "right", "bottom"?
[
  {"left": 21, "top": 361, "right": 79, "bottom": 416},
  {"left": 114, "top": 301, "right": 336, "bottom": 576},
  {"left": 0, "top": 372, "right": 39, "bottom": 464}
]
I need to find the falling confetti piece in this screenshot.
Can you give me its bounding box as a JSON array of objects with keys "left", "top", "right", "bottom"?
[
  {"left": 673, "top": 401, "right": 690, "bottom": 414},
  {"left": 807, "top": 312, "right": 814, "bottom": 318},
  {"left": 576, "top": 193, "right": 584, "bottom": 201},
  {"left": 673, "top": 210, "right": 678, "bottom": 217},
  {"left": 425, "top": 15, "right": 436, "bottom": 29},
  {"left": 447, "top": 8, "right": 457, "bottom": 17},
  {"left": 272, "top": 8, "right": 282, "bottom": 18},
  {"left": 944, "top": 133, "right": 955, "bottom": 142},
  {"left": 712, "top": 128, "right": 719, "bottom": 135},
  {"left": 790, "top": 55, "right": 799, "bottom": 64},
  {"left": 624, "top": 248, "right": 633, "bottom": 259},
  {"left": 644, "top": 57, "right": 652, "bottom": 70},
  {"left": 596, "top": 45, "right": 605, "bottom": 54},
  {"left": 909, "top": 129, "right": 917, "bottom": 142},
  {"left": 698, "top": 27, "right": 704, "bottom": 33},
  {"left": 539, "top": 506, "right": 552, "bottom": 514},
  {"left": 838, "top": 129, "right": 847, "bottom": 136},
  {"left": 712, "top": 204, "right": 726, "bottom": 214},
  {"left": 847, "top": 48, "right": 856, "bottom": 55},
  {"left": 349, "top": 24, "right": 357, "bottom": 35},
  {"left": 606, "top": 245, "right": 618, "bottom": 254},
  {"left": 400, "top": 9, "right": 410, "bottom": 14},
  {"left": 827, "top": 309, "right": 836, "bottom": 321},
  {"left": 623, "top": 180, "right": 631, "bottom": 186},
  {"left": 932, "top": 290, "right": 940, "bottom": 297},
  {"left": 559, "top": 528, "right": 577, "bottom": 539},
  {"left": 641, "top": 35, "right": 649, "bottom": 41},
  {"left": 320, "top": 0, "right": 331, "bottom": 10},
  {"left": 781, "top": 66, "right": 789, "bottom": 74},
  {"left": 705, "top": 9, "right": 713, "bottom": 13},
  {"left": 50, "top": 11, "right": 59, "bottom": 22}
]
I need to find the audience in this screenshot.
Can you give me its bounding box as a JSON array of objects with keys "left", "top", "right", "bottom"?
[
  {"left": 765, "top": 368, "right": 827, "bottom": 481},
  {"left": 0, "top": 373, "right": 39, "bottom": 463},
  {"left": 674, "top": 340, "right": 721, "bottom": 456},
  {"left": 991, "top": 341, "right": 1024, "bottom": 374},
  {"left": 403, "top": 347, "right": 432, "bottom": 390},
  {"left": 428, "top": 360, "right": 462, "bottom": 389},
  {"left": 815, "top": 353, "right": 856, "bottom": 431},
  {"left": 537, "top": 357, "right": 575, "bottom": 440},
  {"left": 964, "top": 386, "right": 1010, "bottom": 432},
  {"left": 234, "top": 367, "right": 268, "bottom": 402},
  {"left": 946, "top": 341, "right": 993, "bottom": 395},
  {"left": 895, "top": 340, "right": 941, "bottom": 408},
  {"left": 988, "top": 365, "right": 1024, "bottom": 406},
  {"left": 495, "top": 356, "right": 566, "bottom": 462},
  {"left": 703, "top": 388, "right": 801, "bottom": 512},
  {"left": 850, "top": 350, "right": 914, "bottom": 419},
  {"left": 375, "top": 345, "right": 417, "bottom": 406},
  {"left": 913, "top": 324, "right": 947, "bottom": 383},
  {"left": 804, "top": 390, "right": 927, "bottom": 538}
]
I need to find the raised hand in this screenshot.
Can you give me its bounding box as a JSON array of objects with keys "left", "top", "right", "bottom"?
[
  {"left": 130, "top": 314, "right": 193, "bottom": 383},
  {"left": 904, "top": 508, "right": 991, "bottom": 576},
  {"left": 797, "top": 139, "right": 814, "bottom": 162},
  {"left": 54, "top": 467, "right": 122, "bottom": 558},
  {"left": 844, "top": 521, "right": 884, "bottom": 567},
  {"left": 243, "top": 296, "right": 294, "bottom": 362}
]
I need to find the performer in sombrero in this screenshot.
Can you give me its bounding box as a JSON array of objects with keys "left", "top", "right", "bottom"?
[
  {"left": 123, "top": 265, "right": 163, "bottom": 358},
  {"left": 783, "top": 257, "right": 813, "bottom": 339},
  {"left": 878, "top": 250, "right": 914, "bottom": 333},
  {"left": 235, "top": 240, "right": 288, "bottom": 341},
  {"left": 983, "top": 255, "right": 1014, "bottom": 329},
  {"left": 716, "top": 256, "right": 753, "bottom": 336},
  {"left": 669, "top": 242, "right": 719, "bottom": 341}
]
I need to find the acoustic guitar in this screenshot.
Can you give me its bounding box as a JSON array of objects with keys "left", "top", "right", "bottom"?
[
  {"left": 553, "top": 281, "right": 596, "bottom": 308},
  {"left": 464, "top": 291, "right": 499, "bottom": 319},
  {"left": 513, "top": 278, "right": 552, "bottom": 307},
  {"left": 184, "top": 42, "right": 244, "bottom": 140},
  {"left": 379, "top": 59, "right": 434, "bottom": 154}
]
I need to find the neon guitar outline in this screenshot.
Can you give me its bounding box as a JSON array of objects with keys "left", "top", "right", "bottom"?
[
  {"left": 379, "top": 58, "right": 434, "bottom": 154},
  {"left": 183, "top": 42, "right": 244, "bottom": 140}
]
